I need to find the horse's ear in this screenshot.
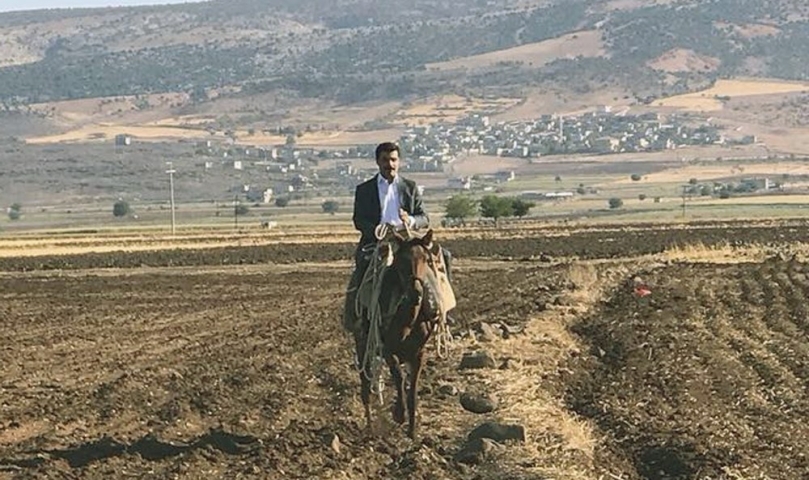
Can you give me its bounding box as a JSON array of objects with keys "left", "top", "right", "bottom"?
[{"left": 421, "top": 229, "right": 434, "bottom": 248}]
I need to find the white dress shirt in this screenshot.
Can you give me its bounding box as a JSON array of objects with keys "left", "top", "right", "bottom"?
[{"left": 377, "top": 174, "right": 403, "bottom": 227}]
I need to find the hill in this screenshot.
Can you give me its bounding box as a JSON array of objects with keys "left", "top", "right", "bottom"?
[{"left": 0, "top": 0, "right": 808, "bottom": 111}]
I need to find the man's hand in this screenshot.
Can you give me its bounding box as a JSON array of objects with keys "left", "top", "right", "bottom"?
[{"left": 399, "top": 208, "right": 413, "bottom": 227}]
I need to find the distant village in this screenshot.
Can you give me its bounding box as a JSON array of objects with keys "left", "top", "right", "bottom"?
[
  {"left": 397, "top": 109, "right": 757, "bottom": 172},
  {"left": 114, "top": 109, "right": 762, "bottom": 205}
]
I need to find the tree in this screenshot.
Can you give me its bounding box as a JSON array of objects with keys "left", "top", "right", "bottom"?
[
  {"left": 638, "top": 194, "right": 647, "bottom": 201},
  {"left": 113, "top": 200, "right": 130, "bottom": 217},
  {"left": 608, "top": 197, "right": 623, "bottom": 209},
  {"left": 444, "top": 195, "right": 477, "bottom": 224},
  {"left": 511, "top": 198, "right": 535, "bottom": 218},
  {"left": 7, "top": 203, "right": 21, "bottom": 221},
  {"left": 689, "top": 177, "right": 698, "bottom": 185},
  {"left": 322, "top": 200, "right": 339, "bottom": 215},
  {"left": 275, "top": 197, "right": 289, "bottom": 207},
  {"left": 480, "top": 195, "right": 513, "bottom": 225},
  {"left": 630, "top": 173, "right": 642, "bottom": 181}
]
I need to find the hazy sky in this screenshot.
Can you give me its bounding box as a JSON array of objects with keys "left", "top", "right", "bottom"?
[{"left": 0, "top": 0, "right": 204, "bottom": 13}]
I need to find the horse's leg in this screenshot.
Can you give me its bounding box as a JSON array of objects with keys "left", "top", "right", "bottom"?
[
  {"left": 355, "top": 332, "right": 373, "bottom": 433},
  {"left": 360, "top": 373, "right": 372, "bottom": 433},
  {"left": 386, "top": 354, "right": 406, "bottom": 425},
  {"left": 406, "top": 349, "right": 425, "bottom": 440}
]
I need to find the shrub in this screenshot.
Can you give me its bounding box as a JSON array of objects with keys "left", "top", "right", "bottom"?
[
  {"left": 479, "top": 195, "right": 513, "bottom": 221},
  {"left": 444, "top": 195, "right": 477, "bottom": 221},
  {"left": 113, "top": 200, "right": 130, "bottom": 217},
  {"left": 608, "top": 197, "right": 623, "bottom": 209},
  {"left": 322, "top": 200, "right": 339, "bottom": 214},
  {"left": 511, "top": 198, "right": 535, "bottom": 218},
  {"left": 8, "top": 203, "right": 22, "bottom": 220}
]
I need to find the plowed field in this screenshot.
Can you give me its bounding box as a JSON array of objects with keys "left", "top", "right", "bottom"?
[
  {"left": 0, "top": 260, "right": 566, "bottom": 479},
  {"left": 0, "top": 224, "right": 808, "bottom": 479},
  {"left": 568, "top": 257, "right": 809, "bottom": 479}
]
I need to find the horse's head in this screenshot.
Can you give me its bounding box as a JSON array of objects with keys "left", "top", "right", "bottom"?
[
  {"left": 379, "top": 229, "right": 438, "bottom": 326},
  {"left": 388, "top": 228, "right": 434, "bottom": 287}
]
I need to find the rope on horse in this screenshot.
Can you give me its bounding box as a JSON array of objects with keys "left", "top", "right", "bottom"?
[
  {"left": 434, "top": 312, "right": 453, "bottom": 359},
  {"left": 353, "top": 223, "right": 399, "bottom": 402},
  {"left": 355, "top": 241, "right": 387, "bottom": 383}
]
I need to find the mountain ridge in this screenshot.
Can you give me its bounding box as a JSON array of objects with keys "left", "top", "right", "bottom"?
[{"left": 0, "top": 0, "right": 808, "bottom": 122}]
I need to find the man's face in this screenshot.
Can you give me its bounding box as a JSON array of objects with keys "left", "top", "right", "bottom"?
[{"left": 376, "top": 150, "right": 400, "bottom": 182}]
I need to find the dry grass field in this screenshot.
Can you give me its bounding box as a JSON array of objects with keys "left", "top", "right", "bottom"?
[
  {"left": 390, "top": 95, "right": 521, "bottom": 126},
  {"left": 426, "top": 30, "right": 605, "bottom": 72},
  {"left": 23, "top": 122, "right": 404, "bottom": 147},
  {"left": 647, "top": 48, "right": 721, "bottom": 74},
  {"left": 654, "top": 78, "right": 809, "bottom": 111},
  {"left": 610, "top": 161, "right": 809, "bottom": 184}
]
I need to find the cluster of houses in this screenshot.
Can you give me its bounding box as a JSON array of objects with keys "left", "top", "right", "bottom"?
[{"left": 397, "top": 110, "right": 756, "bottom": 172}]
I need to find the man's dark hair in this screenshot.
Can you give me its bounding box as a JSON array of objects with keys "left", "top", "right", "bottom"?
[{"left": 375, "top": 142, "right": 400, "bottom": 161}]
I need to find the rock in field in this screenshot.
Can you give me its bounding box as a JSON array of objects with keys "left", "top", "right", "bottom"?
[
  {"left": 454, "top": 437, "right": 505, "bottom": 464},
  {"left": 459, "top": 351, "right": 496, "bottom": 370},
  {"left": 460, "top": 392, "right": 498, "bottom": 414},
  {"left": 467, "top": 421, "right": 526, "bottom": 443}
]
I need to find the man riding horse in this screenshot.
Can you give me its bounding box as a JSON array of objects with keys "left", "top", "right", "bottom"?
[
  {"left": 342, "top": 141, "right": 453, "bottom": 334},
  {"left": 343, "top": 142, "right": 455, "bottom": 439}
]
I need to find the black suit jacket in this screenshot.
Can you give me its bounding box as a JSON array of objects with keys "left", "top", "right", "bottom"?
[{"left": 352, "top": 174, "right": 429, "bottom": 250}]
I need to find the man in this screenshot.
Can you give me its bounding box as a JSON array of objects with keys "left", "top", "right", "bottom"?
[{"left": 342, "top": 141, "right": 452, "bottom": 333}]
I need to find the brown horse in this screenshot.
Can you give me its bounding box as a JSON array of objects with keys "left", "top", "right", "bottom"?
[{"left": 353, "top": 228, "right": 444, "bottom": 440}]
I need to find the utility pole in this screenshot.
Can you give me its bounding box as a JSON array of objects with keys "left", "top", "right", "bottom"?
[
  {"left": 166, "top": 162, "right": 176, "bottom": 235},
  {"left": 681, "top": 185, "right": 688, "bottom": 219},
  {"left": 234, "top": 195, "right": 238, "bottom": 230}
]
